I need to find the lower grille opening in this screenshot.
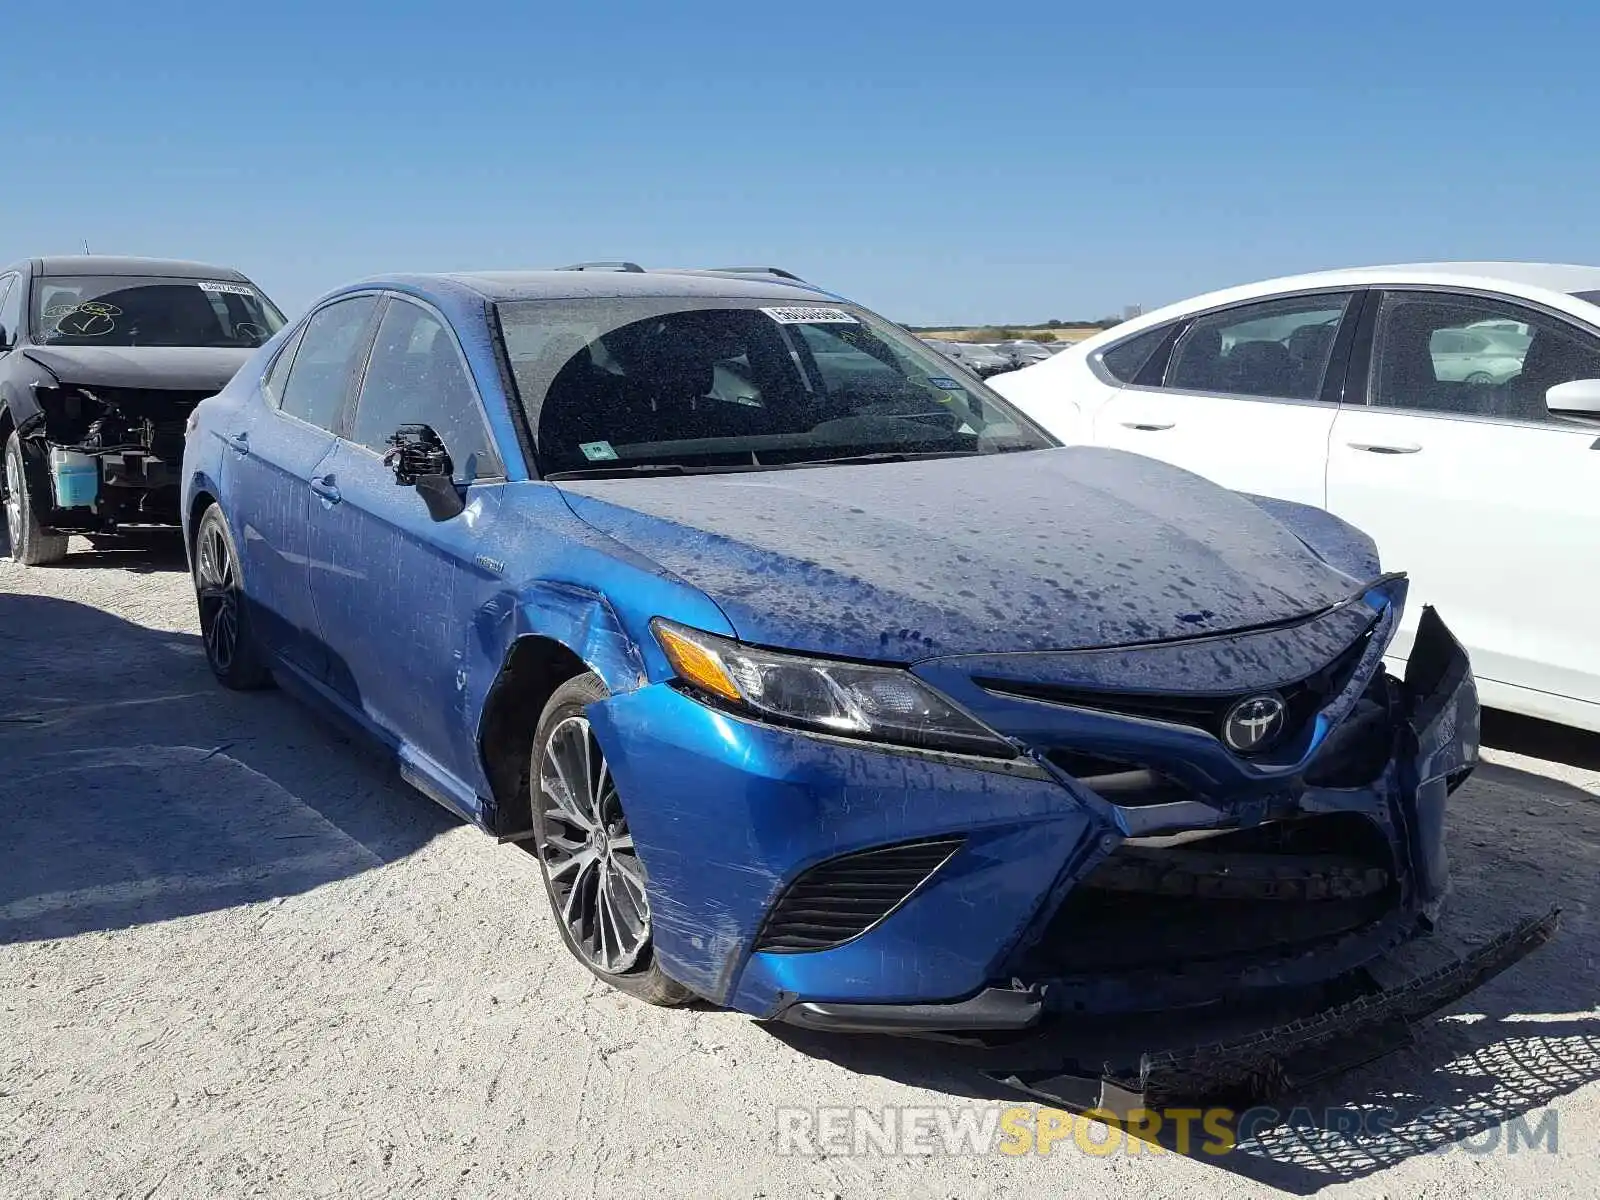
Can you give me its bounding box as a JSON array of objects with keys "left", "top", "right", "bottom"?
[
  {"left": 754, "top": 837, "right": 963, "bottom": 953},
  {"left": 1021, "top": 813, "right": 1396, "bottom": 975}
]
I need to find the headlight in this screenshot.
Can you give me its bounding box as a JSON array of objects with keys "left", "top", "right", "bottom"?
[{"left": 652, "top": 619, "right": 1015, "bottom": 758}]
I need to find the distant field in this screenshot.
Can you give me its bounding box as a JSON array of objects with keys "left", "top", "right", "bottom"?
[{"left": 911, "top": 324, "right": 1104, "bottom": 344}]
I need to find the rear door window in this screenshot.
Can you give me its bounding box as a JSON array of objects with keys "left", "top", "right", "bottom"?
[
  {"left": 348, "top": 299, "right": 501, "bottom": 481},
  {"left": 276, "top": 296, "right": 380, "bottom": 431},
  {"left": 1164, "top": 294, "right": 1355, "bottom": 400}
]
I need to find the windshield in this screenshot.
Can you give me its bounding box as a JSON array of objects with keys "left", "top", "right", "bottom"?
[
  {"left": 29, "top": 275, "right": 286, "bottom": 348},
  {"left": 496, "top": 298, "right": 1054, "bottom": 476}
]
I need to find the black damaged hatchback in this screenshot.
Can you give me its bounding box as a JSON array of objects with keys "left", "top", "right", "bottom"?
[{"left": 0, "top": 256, "right": 285, "bottom": 564}]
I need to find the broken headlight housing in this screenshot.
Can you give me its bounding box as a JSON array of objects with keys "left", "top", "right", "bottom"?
[{"left": 652, "top": 619, "right": 1015, "bottom": 758}]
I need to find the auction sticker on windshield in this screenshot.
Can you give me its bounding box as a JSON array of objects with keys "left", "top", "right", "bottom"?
[
  {"left": 761, "top": 306, "right": 858, "bottom": 324},
  {"left": 198, "top": 281, "right": 256, "bottom": 295}
]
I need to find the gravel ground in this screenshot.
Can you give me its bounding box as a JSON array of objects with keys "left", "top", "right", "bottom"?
[{"left": 2, "top": 534, "right": 1598, "bottom": 1199}]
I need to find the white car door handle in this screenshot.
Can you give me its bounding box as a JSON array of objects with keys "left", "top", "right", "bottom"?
[
  {"left": 1347, "top": 441, "right": 1422, "bottom": 455},
  {"left": 1121, "top": 421, "right": 1175, "bottom": 432}
]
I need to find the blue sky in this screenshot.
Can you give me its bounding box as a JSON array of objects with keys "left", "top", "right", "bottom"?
[{"left": 6, "top": 2, "right": 1596, "bottom": 324}]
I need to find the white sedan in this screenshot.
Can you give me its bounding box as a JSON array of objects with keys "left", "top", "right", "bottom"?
[{"left": 992, "top": 262, "right": 1600, "bottom": 733}]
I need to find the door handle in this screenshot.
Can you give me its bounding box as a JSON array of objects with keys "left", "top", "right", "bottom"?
[
  {"left": 1120, "top": 421, "right": 1176, "bottom": 432},
  {"left": 310, "top": 475, "right": 342, "bottom": 505},
  {"left": 1347, "top": 441, "right": 1422, "bottom": 455},
  {"left": 225, "top": 431, "right": 250, "bottom": 455}
]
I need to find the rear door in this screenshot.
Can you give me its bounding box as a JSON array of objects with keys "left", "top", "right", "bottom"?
[
  {"left": 222, "top": 294, "right": 380, "bottom": 677},
  {"left": 1090, "top": 291, "right": 1361, "bottom": 507},
  {"left": 1327, "top": 288, "right": 1600, "bottom": 717},
  {"left": 306, "top": 295, "right": 507, "bottom": 787}
]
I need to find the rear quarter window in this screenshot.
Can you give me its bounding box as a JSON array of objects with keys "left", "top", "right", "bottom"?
[{"left": 1098, "top": 324, "right": 1173, "bottom": 383}]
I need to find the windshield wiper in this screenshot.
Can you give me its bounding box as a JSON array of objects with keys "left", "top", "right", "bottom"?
[
  {"left": 546, "top": 449, "right": 991, "bottom": 480},
  {"left": 544, "top": 462, "right": 771, "bottom": 480},
  {"left": 544, "top": 464, "right": 690, "bottom": 480},
  {"left": 774, "top": 449, "right": 982, "bottom": 468}
]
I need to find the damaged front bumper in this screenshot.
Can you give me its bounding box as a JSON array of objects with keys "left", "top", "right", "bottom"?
[
  {"left": 990, "top": 907, "right": 1559, "bottom": 1112},
  {"left": 597, "top": 584, "right": 1551, "bottom": 1104}
]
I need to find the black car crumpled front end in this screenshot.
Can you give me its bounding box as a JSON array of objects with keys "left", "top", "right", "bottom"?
[{"left": 788, "top": 578, "right": 1558, "bottom": 1107}]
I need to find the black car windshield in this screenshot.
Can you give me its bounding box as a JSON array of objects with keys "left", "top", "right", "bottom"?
[
  {"left": 496, "top": 297, "right": 1055, "bottom": 475},
  {"left": 29, "top": 275, "right": 286, "bottom": 348}
]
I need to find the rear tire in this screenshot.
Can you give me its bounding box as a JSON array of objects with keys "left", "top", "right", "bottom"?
[
  {"left": 3, "top": 432, "right": 69, "bottom": 566},
  {"left": 528, "top": 672, "right": 695, "bottom": 1006},
  {"left": 193, "top": 503, "right": 272, "bottom": 690}
]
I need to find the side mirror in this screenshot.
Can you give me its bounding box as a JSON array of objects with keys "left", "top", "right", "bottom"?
[
  {"left": 383, "top": 424, "right": 466, "bottom": 521},
  {"left": 1545, "top": 378, "right": 1600, "bottom": 418}
]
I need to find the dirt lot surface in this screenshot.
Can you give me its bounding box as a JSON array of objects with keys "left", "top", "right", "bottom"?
[{"left": 3, "top": 535, "right": 1598, "bottom": 1199}]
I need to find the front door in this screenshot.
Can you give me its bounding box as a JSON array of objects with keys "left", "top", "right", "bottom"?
[
  {"left": 1091, "top": 291, "right": 1359, "bottom": 508},
  {"left": 306, "top": 296, "right": 508, "bottom": 788},
  {"left": 1327, "top": 289, "right": 1600, "bottom": 716},
  {"left": 223, "top": 294, "right": 380, "bottom": 676}
]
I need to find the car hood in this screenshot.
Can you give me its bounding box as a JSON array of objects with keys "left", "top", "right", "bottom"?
[
  {"left": 555, "top": 447, "right": 1365, "bottom": 662},
  {"left": 22, "top": 346, "right": 253, "bottom": 392}
]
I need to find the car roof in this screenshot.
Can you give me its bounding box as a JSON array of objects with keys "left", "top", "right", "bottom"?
[
  {"left": 1245, "top": 261, "right": 1600, "bottom": 295},
  {"left": 1053, "top": 261, "right": 1600, "bottom": 360},
  {"left": 353, "top": 269, "right": 837, "bottom": 306},
  {"left": 18, "top": 255, "right": 253, "bottom": 281}
]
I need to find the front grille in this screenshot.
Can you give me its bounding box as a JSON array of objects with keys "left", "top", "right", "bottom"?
[
  {"left": 753, "top": 837, "right": 963, "bottom": 953},
  {"left": 1017, "top": 813, "right": 1396, "bottom": 976},
  {"left": 980, "top": 629, "right": 1373, "bottom": 754},
  {"left": 1044, "top": 757, "right": 1190, "bottom": 807}
]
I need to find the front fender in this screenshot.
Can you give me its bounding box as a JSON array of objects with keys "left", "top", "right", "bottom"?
[{"left": 1, "top": 372, "right": 55, "bottom": 516}]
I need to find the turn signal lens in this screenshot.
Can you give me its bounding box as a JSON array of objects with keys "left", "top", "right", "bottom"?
[{"left": 654, "top": 622, "right": 743, "bottom": 703}]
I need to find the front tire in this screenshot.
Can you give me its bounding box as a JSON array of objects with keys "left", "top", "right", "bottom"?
[
  {"left": 193, "top": 503, "right": 272, "bottom": 690},
  {"left": 529, "top": 672, "right": 694, "bottom": 1006},
  {"left": 3, "top": 433, "right": 69, "bottom": 566}
]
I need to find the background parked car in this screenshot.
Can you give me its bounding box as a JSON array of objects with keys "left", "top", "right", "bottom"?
[
  {"left": 992, "top": 261, "right": 1600, "bottom": 733},
  {"left": 995, "top": 340, "right": 1054, "bottom": 370},
  {"left": 952, "top": 342, "right": 1013, "bottom": 377},
  {"left": 0, "top": 256, "right": 285, "bottom": 565},
  {"left": 1429, "top": 328, "right": 1525, "bottom": 384}
]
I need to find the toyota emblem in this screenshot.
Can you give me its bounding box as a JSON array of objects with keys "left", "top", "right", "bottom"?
[{"left": 1222, "top": 693, "right": 1288, "bottom": 753}]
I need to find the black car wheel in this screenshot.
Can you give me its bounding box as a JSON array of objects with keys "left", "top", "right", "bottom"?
[
  {"left": 529, "top": 672, "right": 694, "bottom": 1006},
  {"left": 193, "top": 503, "right": 271, "bottom": 690},
  {"left": 3, "top": 433, "right": 68, "bottom": 566}
]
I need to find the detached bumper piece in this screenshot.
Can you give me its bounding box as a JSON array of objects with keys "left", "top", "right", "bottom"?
[
  {"left": 782, "top": 985, "right": 1044, "bottom": 1034},
  {"left": 990, "top": 907, "right": 1559, "bottom": 1114}
]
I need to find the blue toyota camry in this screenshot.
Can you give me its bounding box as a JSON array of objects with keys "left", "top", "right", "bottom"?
[{"left": 182, "top": 264, "right": 1551, "bottom": 1098}]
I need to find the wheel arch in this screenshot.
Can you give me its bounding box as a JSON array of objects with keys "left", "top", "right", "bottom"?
[
  {"left": 476, "top": 634, "right": 591, "bottom": 838},
  {"left": 474, "top": 582, "right": 660, "bottom": 839},
  {"left": 186, "top": 486, "right": 218, "bottom": 559}
]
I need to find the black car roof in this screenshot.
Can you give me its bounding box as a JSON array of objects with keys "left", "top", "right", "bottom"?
[{"left": 17, "top": 256, "right": 253, "bottom": 281}]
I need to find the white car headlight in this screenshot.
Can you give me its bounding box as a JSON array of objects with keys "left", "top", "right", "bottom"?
[{"left": 652, "top": 619, "right": 1014, "bottom": 758}]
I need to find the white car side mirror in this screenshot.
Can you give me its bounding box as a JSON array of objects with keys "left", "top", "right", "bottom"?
[{"left": 1545, "top": 378, "right": 1600, "bottom": 416}]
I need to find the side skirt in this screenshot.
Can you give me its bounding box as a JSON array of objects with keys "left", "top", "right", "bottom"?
[{"left": 270, "top": 655, "right": 492, "bottom": 831}]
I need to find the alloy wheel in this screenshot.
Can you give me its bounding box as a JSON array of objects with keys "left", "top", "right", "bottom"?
[
  {"left": 537, "top": 716, "right": 651, "bottom": 973},
  {"left": 3, "top": 447, "right": 22, "bottom": 543},
  {"left": 195, "top": 520, "right": 240, "bottom": 674}
]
